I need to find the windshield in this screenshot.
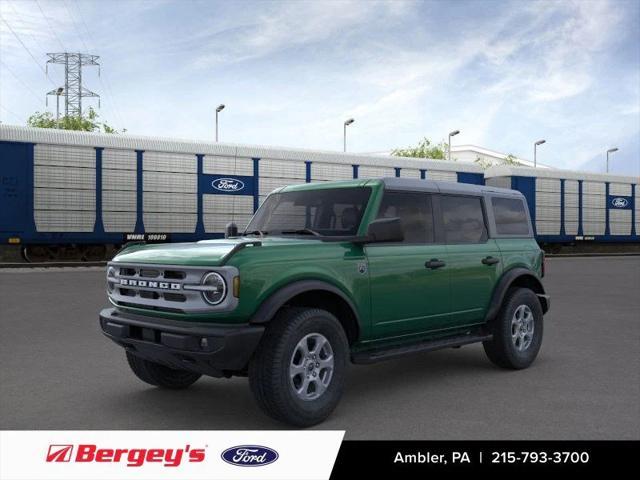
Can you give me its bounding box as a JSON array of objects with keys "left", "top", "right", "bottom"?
[{"left": 245, "top": 187, "right": 371, "bottom": 237}]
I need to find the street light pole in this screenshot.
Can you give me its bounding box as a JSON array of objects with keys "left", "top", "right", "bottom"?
[
  {"left": 55, "top": 87, "right": 63, "bottom": 128},
  {"left": 606, "top": 147, "right": 618, "bottom": 173},
  {"left": 534, "top": 139, "right": 546, "bottom": 168},
  {"left": 448, "top": 130, "right": 460, "bottom": 161},
  {"left": 215, "top": 104, "right": 225, "bottom": 142},
  {"left": 343, "top": 118, "right": 354, "bottom": 152}
]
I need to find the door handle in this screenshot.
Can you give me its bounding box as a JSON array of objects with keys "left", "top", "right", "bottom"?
[
  {"left": 482, "top": 256, "right": 500, "bottom": 266},
  {"left": 425, "top": 259, "right": 446, "bottom": 269}
]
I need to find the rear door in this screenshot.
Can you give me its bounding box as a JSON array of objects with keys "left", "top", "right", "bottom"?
[
  {"left": 440, "top": 194, "right": 502, "bottom": 327},
  {"left": 0, "top": 142, "right": 29, "bottom": 234},
  {"left": 366, "top": 191, "right": 451, "bottom": 340}
]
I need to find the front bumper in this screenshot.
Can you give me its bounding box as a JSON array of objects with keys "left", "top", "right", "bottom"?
[{"left": 99, "top": 308, "right": 264, "bottom": 377}]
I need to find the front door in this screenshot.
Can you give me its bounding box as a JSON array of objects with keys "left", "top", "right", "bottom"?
[{"left": 366, "top": 191, "right": 451, "bottom": 340}]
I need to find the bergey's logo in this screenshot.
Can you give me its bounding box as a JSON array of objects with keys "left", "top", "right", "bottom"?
[
  {"left": 46, "top": 445, "right": 73, "bottom": 462},
  {"left": 212, "top": 178, "right": 245, "bottom": 192},
  {"left": 611, "top": 197, "right": 629, "bottom": 208},
  {"left": 221, "top": 445, "right": 279, "bottom": 467}
]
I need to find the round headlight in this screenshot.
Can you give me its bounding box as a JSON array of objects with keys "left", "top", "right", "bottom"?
[
  {"left": 201, "top": 272, "right": 226, "bottom": 305},
  {"left": 107, "top": 266, "right": 116, "bottom": 293}
]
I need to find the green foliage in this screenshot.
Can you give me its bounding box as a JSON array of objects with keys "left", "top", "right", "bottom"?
[
  {"left": 391, "top": 137, "right": 449, "bottom": 160},
  {"left": 474, "top": 153, "right": 522, "bottom": 169},
  {"left": 27, "top": 107, "right": 125, "bottom": 133}
]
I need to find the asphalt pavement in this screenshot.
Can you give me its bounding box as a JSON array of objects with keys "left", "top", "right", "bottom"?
[{"left": 0, "top": 257, "right": 638, "bottom": 439}]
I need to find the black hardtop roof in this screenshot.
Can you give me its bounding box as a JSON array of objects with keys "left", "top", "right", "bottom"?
[{"left": 380, "top": 177, "right": 522, "bottom": 197}]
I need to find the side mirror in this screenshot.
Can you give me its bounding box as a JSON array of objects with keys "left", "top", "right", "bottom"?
[
  {"left": 365, "top": 217, "right": 404, "bottom": 243},
  {"left": 225, "top": 222, "right": 238, "bottom": 238}
]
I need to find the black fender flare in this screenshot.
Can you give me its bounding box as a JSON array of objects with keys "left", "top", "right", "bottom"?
[
  {"left": 484, "top": 268, "right": 549, "bottom": 323},
  {"left": 249, "top": 279, "right": 361, "bottom": 327}
]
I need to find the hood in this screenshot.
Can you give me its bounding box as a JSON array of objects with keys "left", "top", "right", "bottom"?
[{"left": 112, "top": 236, "right": 323, "bottom": 266}]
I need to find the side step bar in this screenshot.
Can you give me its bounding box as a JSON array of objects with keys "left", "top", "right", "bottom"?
[{"left": 351, "top": 332, "right": 492, "bottom": 364}]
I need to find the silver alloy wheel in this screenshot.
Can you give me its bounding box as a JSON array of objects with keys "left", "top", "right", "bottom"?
[
  {"left": 511, "top": 304, "right": 534, "bottom": 351},
  {"left": 289, "top": 333, "right": 334, "bottom": 401}
]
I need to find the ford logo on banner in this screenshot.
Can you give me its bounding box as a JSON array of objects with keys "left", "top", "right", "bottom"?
[
  {"left": 212, "top": 178, "right": 245, "bottom": 192},
  {"left": 221, "top": 445, "right": 279, "bottom": 467},
  {"left": 611, "top": 197, "right": 629, "bottom": 208}
]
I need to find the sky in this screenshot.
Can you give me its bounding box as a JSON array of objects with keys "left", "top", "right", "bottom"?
[{"left": 0, "top": 0, "right": 639, "bottom": 176}]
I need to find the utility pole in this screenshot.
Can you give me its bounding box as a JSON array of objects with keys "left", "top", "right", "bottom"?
[{"left": 46, "top": 53, "right": 100, "bottom": 118}]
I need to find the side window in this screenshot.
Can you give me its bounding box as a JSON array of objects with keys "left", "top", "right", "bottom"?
[
  {"left": 492, "top": 197, "right": 530, "bottom": 235},
  {"left": 441, "top": 195, "right": 487, "bottom": 244},
  {"left": 376, "top": 191, "right": 434, "bottom": 243}
]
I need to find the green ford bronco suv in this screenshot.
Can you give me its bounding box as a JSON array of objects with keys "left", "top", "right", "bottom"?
[{"left": 100, "top": 178, "right": 549, "bottom": 426}]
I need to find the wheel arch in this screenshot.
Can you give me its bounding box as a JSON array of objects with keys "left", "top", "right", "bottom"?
[
  {"left": 249, "top": 280, "right": 361, "bottom": 345},
  {"left": 485, "top": 268, "right": 549, "bottom": 323}
]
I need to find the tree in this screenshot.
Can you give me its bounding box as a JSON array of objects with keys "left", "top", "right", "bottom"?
[
  {"left": 27, "top": 107, "right": 125, "bottom": 133},
  {"left": 391, "top": 137, "right": 449, "bottom": 160},
  {"left": 474, "top": 153, "right": 522, "bottom": 169}
]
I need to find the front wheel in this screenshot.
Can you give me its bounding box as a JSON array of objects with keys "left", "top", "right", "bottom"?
[
  {"left": 249, "top": 307, "right": 349, "bottom": 427},
  {"left": 483, "top": 288, "right": 544, "bottom": 369}
]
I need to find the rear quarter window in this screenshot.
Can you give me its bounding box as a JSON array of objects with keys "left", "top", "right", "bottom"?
[
  {"left": 441, "top": 195, "right": 487, "bottom": 244},
  {"left": 491, "top": 197, "right": 530, "bottom": 235}
]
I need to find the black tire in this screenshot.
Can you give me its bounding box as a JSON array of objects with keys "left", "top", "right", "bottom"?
[
  {"left": 249, "top": 307, "right": 349, "bottom": 427},
  {"left": 483, "top": 287, "right": 543, "bottom": 369},
  {"left": 126, "top": 351, "right": 201, "bottom": 389}
]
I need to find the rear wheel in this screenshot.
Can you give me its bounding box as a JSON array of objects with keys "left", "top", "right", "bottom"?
[
  {"left": 483, "top": 288, "right": 543, "bottom": 369},
  {"left": 249, "top": 307, "right": 349, "bottom": 427},
  {"left": 126, "top": 351, "right": 201, "bottom": 389}
]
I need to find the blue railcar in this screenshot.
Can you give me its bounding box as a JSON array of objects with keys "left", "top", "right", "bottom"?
[
  {"left": 0, "top": 125, "right": 485, "bottom": 260},
  {"left": 485, "top": 165, "right": 639, "bottom": 248}
]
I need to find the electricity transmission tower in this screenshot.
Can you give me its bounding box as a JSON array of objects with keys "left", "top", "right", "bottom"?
[{"left": 46, "top": 53, "right": 100, "bottom": 118}]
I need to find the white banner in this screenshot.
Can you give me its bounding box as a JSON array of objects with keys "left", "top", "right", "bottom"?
[{"left": 0, "top": 430, "right": 345, "bottom": 480}]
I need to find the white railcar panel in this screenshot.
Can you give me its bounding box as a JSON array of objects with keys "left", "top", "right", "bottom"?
[
  {"left": 203, "top": 156, "right": 254, "bottom": 176},
  {"left": 609, "top": 183, "right": 632, "bottom": 196},
  {"left": 34, "top": 210, "right": 95, "bottom": 232},
  {"left": 582, "top": 222, "right": 605, "bottom": 235},
  {"left": 34, "top": 165, "right": 95, "bottom": 190},
  {"left": 609, "top": 210, "right": 632, "bottom": 235},
  {"left": 34, "top": 188, "right": 95, "bottom": 211},
  {"left": 485, "top": 177, "right": 511, "bottom": 189},
  {"left": 34, "top": 144, "right": 95, "bottom": 169},
  {"left": 204, "top": 214, "right": 254, "bottom": 233},
  {"left": 400, "top": 168, "right": 421, "bottom": 178},
  {"left": 143, "top": 151, "right": 196, "bottom": 173},
  {"left": 102, "top": 190, "right": 136, "bottom": 211},
  {"left": 144, "top": 213, "right": 197, "bottom": 232},
  {"left": 259, "top": 159, "right": 306, "bottom": 179},
  {"left": 103, "top": 169, "right": 136, "bottom": 191},
  {"left": 564, "top": 191, "right": 579, "bottom": 208},
  {"left": 103, "top": 211, "right": 136, "bottom": 232},
  {"left": 203, "top": 195, "right": 254, "bottom": 215},
  {"left": 535, "top": 220, "right": 560, "bottom": 235},
  {"left": 536, "top": 206, "right": 561, "bottom": 222},
  {"left": 143, "top": 171, "right": 196, "bottom": 193},
  {"left": 565, "top": 222, "right": 579, "bottom": 235},
  {"left": 358, "top": 166, "right": 396, "bottom": 178},
  {"left": 311, "top": 163, "right": 353, "bottom": 181},
  {"left": 583, "top": 209, "right": 606, "bottom": 222},
  {"left": 535, "top": 178, "right": 561, "bottom": 193},
  {"left": 582, "top": 181, "right": 606, "bottom": 195},
  {"left": 582, "top": 194, "right": 605, "bottom": 209},
  {"left": 564, "top": 180, "right": 579, "bottom": 194},
  {"left": 427, "top": 170, "right": 457, "bottom": 182},
  {"left": 144, "top": 192, "right": 197, "bottom": 213},
  {"left": 535, "top": 191, "right": 561, "bottom": 207},
  {"left": 259, "top": 177, "right": 305, "bottom": 197},
  {"left": 102, "top": 149, "right": 136, "bottom": 170}
]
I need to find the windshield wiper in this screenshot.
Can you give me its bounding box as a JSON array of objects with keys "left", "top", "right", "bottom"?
[
  {"left": 280, "top": 228, "right": 322, "bottom": 236},
  {"left": 243, "top": 230, "right": 268, "bottom": 236}
]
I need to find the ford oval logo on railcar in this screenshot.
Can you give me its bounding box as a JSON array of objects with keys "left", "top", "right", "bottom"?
[
  {"left": 212, "top": 178, "right": 245, "bottom": 192},
  {"left": 611, "top": 197, "right": 629, "bottom": 208},
  {"left": 221, "top": 445, "right": 279, "bottom": 467}
]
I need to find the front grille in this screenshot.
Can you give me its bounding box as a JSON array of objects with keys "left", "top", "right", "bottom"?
[{"left": 107, "top": 262, "right": 238, "bottom": 314}]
